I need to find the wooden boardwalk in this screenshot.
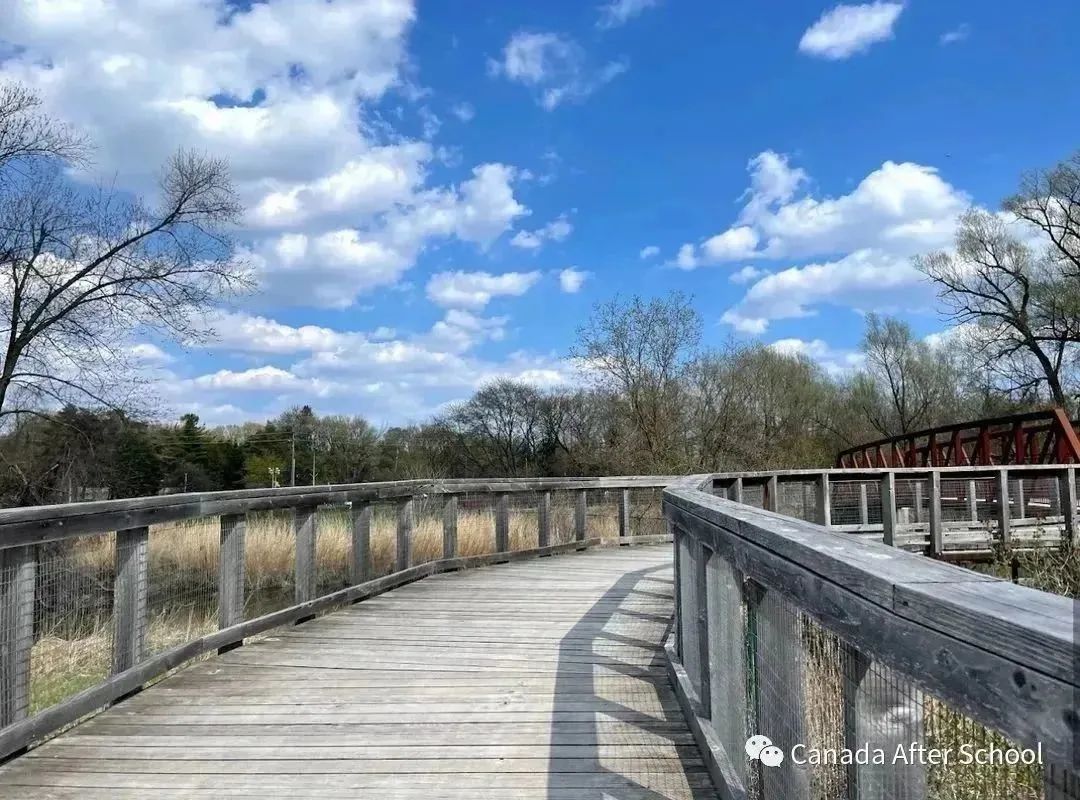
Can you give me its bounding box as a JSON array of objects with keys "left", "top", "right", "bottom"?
[{"left": 0, "top": 545, "right": 715, "bottom": 799}]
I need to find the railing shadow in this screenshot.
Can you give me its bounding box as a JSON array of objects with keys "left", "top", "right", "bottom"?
[{"left": 549, "top": 564, "right": 712, "bottom": 800}]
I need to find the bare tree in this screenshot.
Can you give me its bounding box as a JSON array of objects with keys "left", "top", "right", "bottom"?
[
  {"left": 916, "top": 209, "right": 1075, "bottom": 409},
  {"left": 572, "top": 292, "right": 701, "bottom": 471},
  {"left": 1005, "top": 151, "right": 1080, "bottom": 280},
  {"left": 0, "top": 81, "right": 249, "bottom": 421}
]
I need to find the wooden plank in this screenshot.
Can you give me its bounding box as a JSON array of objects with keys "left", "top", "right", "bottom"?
[
  {"left": 396, "top": 498, "right": 413, "bottom": 570},
  {"left": 574, "top": 490, "right": 587, "bottom": 542},
  {"left": 997, "top": 468, "right": 1011, "bottom": 547},
  {"left": 815, "top": 472, "right": 831, "bottom": 526},
  {"left": 880, "top": 472, "right": 896, "bottom": 546},
  {"left": 219, "top": 514, "right": 246, "bottom": 631},
  {"left": 293, "top": 506, "right": 317, "bottom": 604},
  {"left": 706, "top": 555, "right": 747, "bottom": 791},
  {"left": 442, "top": 496, "right": 457, "bottom": 559},
  {"left": 112, "top": 526, "right": 149, "bottom": 674},
  {"left": 0, "top": 545, "right": 35, "bottom": 727},
  {"left": 928, "top": 470, "right": 943, "bottom": 557},
  {"left": 618, "top": 489, "right": 631, "bottom": 538}
]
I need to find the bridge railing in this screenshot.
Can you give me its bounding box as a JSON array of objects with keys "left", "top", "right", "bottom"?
[
  {"left": 0, "top": 475, "right": 675, "bottom": 760},
  {"left": 664, "top": 471, "right": 1078, "bottom": 800}
]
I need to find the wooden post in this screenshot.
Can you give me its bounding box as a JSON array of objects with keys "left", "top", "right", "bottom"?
[
  {"left": 997, "top": 469, "right": 1011, "bottom": 548},
  {"left": 815, "top": 473, "right": 831, "bottom": 527},
  {"left": 843, "top": 646, "right": 927, "bottom": 799},
  {"left": 765, "top": 475, "right": 779, "bottom": 512},
  {"left": 294, "top": 506, "right": 317, "bottom": 604},
  {"left": 755, "top": 587, "right": 811, "bottom": 797},
  {"left": 858, "top": 483, "right": 869, "bottom": 526},
  {"left": 0, "top": 546, "right": 35, "bottom": 727},
  {"left": 495, "top": 493, "right": 510, "bottom": 553},
  {"left": 113, "top": 526, "right": 149, "bottom": 674},
  {"left": 538, "top": 491, "right": 552, "bottom": 548},
  {"left": 1015, "top": 477, "right": 1026, "bottom": 520},
  {"left": 880, "top": 472, "right": 897, "bottom": 547},
  {"left": 913, "top": 482, "right": 924, "bottom": 524},
  {"left": 694, "top": 541, "right": 711, "bottom": 716},
  {"left": 967, "top": 478, "right": 979, "bottom": 522},
  {"left": 1059, "top": 467, "right": 1077, "bottom": 546},
  {"left": 350, "top": 502, "right": 372, "bottom": 584},
  {"left": 617, "top": 489, "right": 631, "bottom": 540},
  {"left": 574, "top": 489, "right": 587, "bottom": 543},
  {"left": 672, "top": 527, "right": 683, "bottom": 663},
  {"left": 730, "top": 476, "right": 743, "bottom": 504},
  {"left": 707, "top": 556, "right": 748, "bottom": 787},
  {"left": 396, "top": 498, "right": 413, "bottom": 571},
  {"left": 442, "top": 495, "right": 458, "bottom": 559},
  {"left": 219, "top": 514, "right": 246, "bottom": 631},
  {"left": 929, "top": 471, "right": 943, "bottom": 557}
]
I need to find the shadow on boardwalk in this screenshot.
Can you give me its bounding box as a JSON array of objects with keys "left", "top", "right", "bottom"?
[{"left": 549, "top": 564, "right": 715, "bottom": 800}]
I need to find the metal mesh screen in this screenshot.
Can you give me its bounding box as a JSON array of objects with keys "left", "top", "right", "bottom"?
[
  {"left": 777, "top": 479, "right": 816, "bottom": 521},
  {"left": 456, "top": 491, "right": 496, "bottom": 556},
  {"left": 146, "top": 520, "right": 218, "bottom": 656},
  {"left": 243, "top": 509, "right": 295, "bottom": 619},
  {"left": 314, "top": 505, "right": 351, "bottom": 595},
  {"left": 29, "top": 535, "right": 114, "bottom": 716},
  {"left": 586, "top": 488, "right": 620, "bottom": 541},
  {"left": 549, "top": 489, "right": 578, "bottom": 545},
  {"left": 628, "top": 487, "right": 666, "bottom": 537},
  {"left": 405, "top": 496, "right": 443, "bottom": 566},
  {"left": 506, "top": 490, "right": 540, "bottom": 552}
]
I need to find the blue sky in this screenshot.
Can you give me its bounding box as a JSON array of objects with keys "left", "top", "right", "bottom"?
[{"left": 3, "top": 0, "right": 1079, "bottom": 425}]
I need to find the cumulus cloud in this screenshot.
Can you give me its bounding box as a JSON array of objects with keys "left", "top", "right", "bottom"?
[
  {"left": 768, "top": 338, "right": 864, "bottom": 375},
  {"left": 730, "top": 266, "right": 767, "bottom": 284},
  {"left": 597, "top": 0, "right": 661, "bottom": 29},
  {"left": 558, "top": 268, "right": 589, "bottom": 293},
  {"left": 639, "top": 245, "right": 660, "bottom": 259},
  {"left": 799, "top": 2, "right": 905, "bottom": 60},
  {"left": 426, "top": 270, "right": 542, "bottom": 309},
  {"left": 488, "top": 32, "right": 627, "bottom": 110},
  {"left": 511, "top": 215, "right": 573, "bottom": 249}
]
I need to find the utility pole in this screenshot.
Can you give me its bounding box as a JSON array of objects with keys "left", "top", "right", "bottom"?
[{"left": 290, "top": 430, "right": 296, "bottom": 487}]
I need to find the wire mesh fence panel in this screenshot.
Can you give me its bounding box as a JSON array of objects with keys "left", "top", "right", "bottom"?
[
  {"left": 243, "top": 510, "right": 295, "bottom": 620},
  {"left": 742, "top": 482, "right": 766, "bottom": 510},
  {"left": 830, "top": 480, "right": 882, "bottom": 528},
  {"left": 30, "top": 534, "right": 115, "bottom": 716},
  {"left": 777, "top": 480, "right": 815, "bottom": 521},
  {"left": 407, "top": 496, "right": 444, "bottom": 566},
  {"left": 676, "top": 532, "right": 699, "bottom": 702},
  {"left": 628, "top": 487, "right": 665, "bottom": 537},
  {"left": 549, "top": 489, "right": 578, "bottom": 545},
  {"left": 314, "top": 505, "right": 351, "bottom": 596},
  {"left": 706, "top": 553, "right": 750, "bottom": 791},
  {"left": 367, "top": 501, "right": 399, "bottom": 576},
  {"left": 456, "top": 492, "right": 496, "bottom": 556},
  {"left": 146, "top": 520, "right": 218, "bottom": 657},
  {"left": 586, "top": 488, "right": 620, "bottom": 542},
  {"left": 506, "top": 490, "right": 539, "bottom": 552}
]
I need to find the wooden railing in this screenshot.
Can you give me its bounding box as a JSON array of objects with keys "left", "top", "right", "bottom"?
[
  {"left": 0, "top": 476, "right": 676, "bottom": 760},
  {"left": 663, "top": 471, "right": 1077, "bottom": 800}
]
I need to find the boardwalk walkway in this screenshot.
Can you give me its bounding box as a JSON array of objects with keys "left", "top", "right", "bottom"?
[{"left": 0, "top": 545, "right": 715, "bottom": 799}]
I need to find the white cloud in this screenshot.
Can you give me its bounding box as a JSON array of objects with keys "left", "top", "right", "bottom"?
[
  {"left": 799, "top": 2, "right": 905, "bottom": 60},
  {"left": 639, "top": 245, "right": 660, "bottom": 259},
  {"left": 730, "top": 266, "right": 767, "bottom": 284},
  {"left": 702, "top": 226, "right": 760, "bottom": 261},
  {"left": 426, "top": 270, "right": 542, "bottom": 309},
  {"left": 768, "top": 338, "right": 864, "bottom": 376},
  {"left": 673, "top": 244, "right": 699, "bottom": 270},
  {"left": 940, "top": 24, "right": 971, "bottom": 45},
  {"left": 558, "top": 268, "right": 589, "bottom": 293},
  {"left": 129, "top": 343, "right": 174, "bottom": 364},
  {"left": 193, "top": 366, "right": 337, "bottom": 396},
  {"left": 511, "top": 215, "right": 573, "bottom": 249},
  {"left": 721, "top": 249, "right": 926, "bottom": 334},
  {"left": 597, "top": 0, "right": 660, "bottom": 29},
  {"left": 489, "top": 32, "right": 627, "bottom": 110},
  {"left": 451, "top": 102, "right": 475, "bottom": 122}
]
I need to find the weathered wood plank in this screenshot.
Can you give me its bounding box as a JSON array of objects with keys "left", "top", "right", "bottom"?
[
  {"left": 0, "top": 545, "right": 34, "bottom": 727},
  {"left": 219, "top": 514, "right": 246, "bottom": 631},
  {"left": 112, "top": 526, "right": 149, "bottom": 674},
  {"left": 293, "top": 506, "right": 317, "bottom": 604}
]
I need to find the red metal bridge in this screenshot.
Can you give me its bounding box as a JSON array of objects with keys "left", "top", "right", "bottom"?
[{"left": 836, "top": 407, "right": 1080, "bottom": 468}]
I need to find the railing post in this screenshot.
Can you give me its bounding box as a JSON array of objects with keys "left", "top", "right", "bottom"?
[
  {"left": 929, "top": 471, "right": 943, "bottom": 557},
  {"left": 219, "top": 514, "right": 246, "bottom": 633},
  {"left": 730, "top": 476, "right": 743, "bottom": 504},
  {"left": 442, "top": 495, "right": 458, "bottom": 559},
  {"left": 858, "top": 483, "right": 869, "bottom": 526},
  {"left": 0, "top": 545, "right": 36, "bottom": 727},
  {"left": 574, "top": 489, "right": 587, "bottom": 543},
  {"left": 815, "top": 472, "right": 831, "bottom": 527},
  {"left": 113, "top": 526, "right": 149, "bottom": 674},
  {"left": 350, "top": 501, "right": 372, "bottom": 584},
  {"left": 694, "top": 542, "right": 711, "bottom": 716},
  {"left": 1058, "top": 467, "right": 1077, "bottom": 546},
  {"left": 880, "top": 472, "right": 897, "bottom": 546},
  {"left": 1015, "top": 476, "right": 1026, "bottom": 520},
  {"left": 765, "top": 475, "right": 779, "bottom": 512},
  {"left": 708, "top": 557, "right": 749, "bottom": 788},
  {"left": 843, "top": 646, "right": 927, "bottom": 799},
  {"left": 618, "top": 489, "right": 631, "bottom": 540},
  {"left": 913, "top": 482, "right": 924, "bottom": 523},
  {"left": 495, "top": 493, "right": 510, "bottom": 553},
  {"left": 396, "top": 498, "right": 413, "bottom": 570},
  {"left": 997, "top": 469, "right": 1011, "bottom": 548},
  {"left": 967, "top": 478, "right": 979, "bottom": 522},
  {"left": 294, "top": 506, "right": 317, "bottom": 604},
  {"left": 672, "top": 524, "right": 683, "bottom": 662},
  {"left": 538, "top": 491, "right": 551, "bottom": 548}
]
